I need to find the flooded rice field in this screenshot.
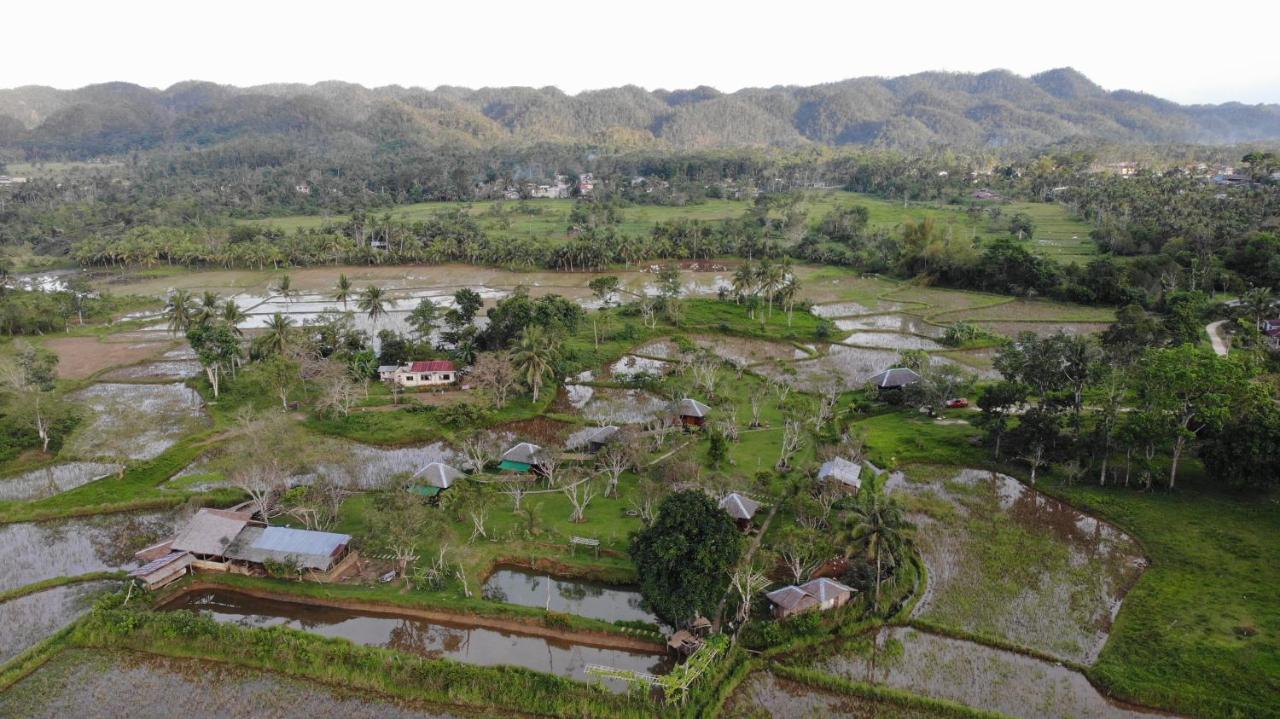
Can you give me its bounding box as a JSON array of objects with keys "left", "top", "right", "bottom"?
[
  {"left": 972, "top": 321, "right": 1112, "bottom": 339},
  {"left": 833, "top": 313, "right": 946, "bottom": 337},
  {"left": 753, "top": 345, "right": 984, "bottom": 391},
  {"left": 606, "top": 354, "right": 672, "bottom": 380},
  {"left": 807, "top": 627, "right": 1161, "bottom": 719},
  {"left": 580, "top": 388, "right": 669, "bottom": 425},
  {"left": 629, "top": 338, "right": 681, "bottom": 359},
  {"left": 0, "top": 649, "right": 469, "bottom": 719},
  {"left": 810, "top": 300, "right": 909, "bottom": 318},
  {"left": 0, "top": 580, "right": 118, "bottom": 664},
  {"left": 0, "top": 511, "right": 176, "bottom": 593},
  {"left": 99, "top": 359, "right": 202, "bottom": 381},
  {"left": 724, "top": 670, "right": 953, "bottom": 719},
  {"left": 0, "top": 461, "right": 123, "bottom": 501},
  {"left": 838, "top": 332, "right": 945, "bottom": 351},
  {"left": 482, "top": 567, "right": 661, "bottom": 627},
  {"left": 65, "top": 382, "right": 207, "bottom": 460},
  {"left": 692, "top": 335, "right": 805, "bottom": 366},
  {"left": 897, "top": 469, "right": 1146, "bottom": 664},
  {"left": 165, "top": 589, "right": 669, "bottom": 690}
]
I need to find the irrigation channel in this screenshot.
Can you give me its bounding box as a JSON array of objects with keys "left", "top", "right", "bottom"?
[
  {"left": 162, "top": 588, "right": 670, "bottom": 691},
  {"left": 482, "top": 566, "right": 664, "bottom": 628}
]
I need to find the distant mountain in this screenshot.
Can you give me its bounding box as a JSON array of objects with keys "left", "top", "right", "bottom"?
[{"left": 1, "top": 68, "right": 1278, "bottom": 158}]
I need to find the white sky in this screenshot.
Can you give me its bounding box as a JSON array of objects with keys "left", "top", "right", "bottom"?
[{"left": 4, "top": 0, "right": 1278, "bottom": 104}]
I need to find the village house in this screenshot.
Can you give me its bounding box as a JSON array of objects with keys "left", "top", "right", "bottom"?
[
  {"left": 674, "top": 398, "right": 711, "bottom": 429},
  {"left": 381, "top": 360, "right": 457, "bottom": 388},
  {"left": 718, "top": 492, "right": 761, "bottom": 531},
  {"left": 129, "top": 508, "right": 357, "bottom": 588},
  {"left": 817, "top": 457, "right": 862, "bottom": 493},
  {"left": 1262, "top": 319, "right": 1280, "bottom": 350},
  {"left": 583, "top": 425, "right": 619, "bottom": 453},
  {"left": 867, "top": 367, "right": 921, "bottom": 393},
  {"left": 499, "top": 442, "right": 545, "bottom": 474},
  {"left": 764, "top": 577, "right": 856, "bottom": 619},
  {"left": 408, "top": 461, "right": 463, "bottom": 497}
]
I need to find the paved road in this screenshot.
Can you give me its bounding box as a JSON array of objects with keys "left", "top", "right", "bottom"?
[{"left": 1206, "top": 320, "right": 1230, "bottom": 356}]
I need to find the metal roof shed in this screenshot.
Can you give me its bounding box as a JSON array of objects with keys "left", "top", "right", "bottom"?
[{"left": 227, "top": 526, "right": 351, "bottom": 571}]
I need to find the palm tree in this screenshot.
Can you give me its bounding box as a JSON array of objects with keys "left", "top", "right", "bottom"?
[
  {"left": 731, "top": 261, "right": 755, "bottom": 305},
  {"left": 220, "top": 300, "right": 247, "bottom": 336},
  {"left": 511, "top": 326, "right": 560, "bottom": 402},
  {"left": 260, "top": 313, "right": 296, "bottom": 355},
  {"left": 839, "top": 478, "right": 914, "bottom": 611},
  {"left": 334, "top": 274, "right": 352, "bottom": 309},
  {"left": 1241, "top": 286, "right": 1275, "bottom": 326},
  {"left": 357, "top": 285, "right": 395, "bottom": 325},
  {"left": 275, "top": 274, "right": 295, "bottom": 302},
  {"left": 165, "top": 289, "right": 194, "bottom": 335},
  {"left": 192, "top": 291, "right": 221, "bottom": 326}
]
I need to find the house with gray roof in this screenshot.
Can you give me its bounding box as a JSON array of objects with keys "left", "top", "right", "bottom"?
[
  {"left": 226, "top": 526, "right": 352, "bottom": 572},
  {"left": 719, "top": 492, "right": 761, "bottom": 529},
  {"left": 170, "top": 508, "right": 256, "bottom": 558},
  {"left": 867, "top": 367, "right": 921, "bottom": 391},
  {"left": 409, "top": 461, "right": 463, "bottom": 496},
  {"left": 817, "top": 457, "right": 863, "bottom": 493},
  {"left": 765, "top": 577, "right": 856, "bottom": 618}
]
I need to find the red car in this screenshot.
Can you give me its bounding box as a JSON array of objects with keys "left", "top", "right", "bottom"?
[{"left": 945, "top": 398, "right": 970, "bottom": 409}]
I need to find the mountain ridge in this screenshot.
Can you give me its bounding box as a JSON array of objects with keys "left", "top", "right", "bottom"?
[{"left": 1, "top": 68, "right": 1278, "bottom": 158}]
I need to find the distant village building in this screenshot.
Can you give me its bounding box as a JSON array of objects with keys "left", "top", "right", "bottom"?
[
  {"left": 971, "top": 189, "right": 1000, "bottom": 201},
  {"left": 294, "top": 183, "right": 311, "bottom": 194},
  {"left": 765, "top": 578, "right": 856, "bottom": 619},
  {"left": 1262, "top": 319, "right": 1280, "bottom": 350},
  {"left": 674, "top": 398, "right": 711, "bottom": 429},
  {"left": 381, "top": 360, "right": 457, "bottom": 388},
  {"left": 817, "top": 457, "right": 863, "bottom": 493},
  {"left": 583, "top": 425, "right": 619, "bottom": 453},
  {"left": 718, "top": 492, "right": 761, "bottom": 531}
]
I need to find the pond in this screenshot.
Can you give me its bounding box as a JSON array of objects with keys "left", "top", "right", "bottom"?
[
  {"left": 0, "top": 461, "right": 123, "bottom": 502},
  {"left": 580, "top": 388, "right": 669, "bottom": 425},
  {"left": 65, "top": 382, "right": 207, "bottom": 460},
  {"left": 896, "top": 469, "right": 1147, "bottom": 664},
  {"left": 0, "top": 649, "right": 469, "bottom": 719},
  {"left": 0, "top": 511, "right": 177, "bottom": 593},
  {"left": 0, "top": 580, "right": 119, "bottom": 664},
  {"left": 482, "top": 567, "right": 662, "bottom": 627},
  {"left": 808, "top": 627, "right": 1163, "bottom": 719},
  {"left": 164, "top": 589, "right": 669, "bottom": 691}
]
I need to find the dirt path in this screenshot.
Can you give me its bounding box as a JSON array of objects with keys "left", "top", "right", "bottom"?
[
  {"left": 166, "top": 581, "right": 666, "bottom": 653},
  {"left": 1205, "top": 320, "right": 1229, "bottom": 356}
]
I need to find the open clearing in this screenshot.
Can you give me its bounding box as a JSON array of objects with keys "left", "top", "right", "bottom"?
[{"left": 41, "top": 337, "right": 173, "bottom": 379}]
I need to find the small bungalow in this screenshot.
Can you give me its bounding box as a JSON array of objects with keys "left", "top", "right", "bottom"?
[
  {"left": 817, "top": 457, "right": 862, "bottom": 493},
  {"left": 765, "top": 577, "right": 856, "bottom": 619},
  {"left": 385, "top": 360, "right": 457, "bottom": 388},
  {"left": 1263, "top": 319, "right": 1280, "bottom": 350},
  {"left": 584, "top": 425, "right": 619, "bottom": 453},
  {"left": 408, "top": 461, "right": 463, "bottom": 497},
  {"left": 674, "top": 398, "right": 711, "bottom": 428},
  {"left": 377, "top": 365, "right": 400, "bottom": 382},
  {"left": 499, "top": 442, "right": 544, "bottom": 473},
  {"left": 719, "top": 492, "right": 761, "bottom": 530},
  {"left": 867, "top": 367, "right": 921, "bottom": 392}
]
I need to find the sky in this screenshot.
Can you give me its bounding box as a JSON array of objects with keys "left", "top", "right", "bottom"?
[{"left": 4, "top": 0, "right": 1278, "bottom": 104}]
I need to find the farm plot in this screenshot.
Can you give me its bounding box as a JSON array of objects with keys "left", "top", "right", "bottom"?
[
  {"left": 0, "top": 581, "right": 119, "bottom": 664},
  {"left": 65, "top": 383, "right": 207, "bottom": 461}
]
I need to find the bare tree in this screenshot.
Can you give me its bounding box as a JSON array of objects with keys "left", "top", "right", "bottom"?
[
  {"left": 500, "top": 478, "right": 530, "bottom": 512},
  {"left": 314, "top": 362, "right": 360, "bottom": 416},
  {"left": 776, "top": 419, "right": 806, "bottom": 471},
  {"left": 689, "top": 354, "right": 720, "bottom": 397},
  {"left": 727, "top": 562, "right": 770, "bottom": 629},
  {"left": 536, "top": 446, "right": 566, "bottom": 487},
  {"left": 647, "top": 415, "right": 677, "bottom": 451},
  {"left": 596, "top": 438, "right": 638, "bottom": 497},
  {"left": 471, "top": 352, "right": 519, "bottom": 408},
  {"left": 776, "top": 527, "right": 824, "bottom": 583},
  {"left": 460, "top": 432, "right": 503, "bottom": 474},
  {"left": 628, "top": 476, "right": 666, "bottom": 526},
  {"left": 562, "top": 475, "right": 598, "bottom": 523},
  {"left": 1021, "top": 441, "right": 1048, "bottom": 484},
  {"left": 748, "top": 393, "right": 764, "bottom": 428}
]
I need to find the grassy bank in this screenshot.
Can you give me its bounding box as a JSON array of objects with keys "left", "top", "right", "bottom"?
[{"left": 0, "top": 571, "right": 125, "bottom": 605}]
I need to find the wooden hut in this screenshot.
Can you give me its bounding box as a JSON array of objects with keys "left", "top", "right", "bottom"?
[
  {"left": 674, "top": 398, "right": 711, "bottom": 429},
  {"left": 499, "top": 442, "right": 544, "bottom": 474},
  {"left": 718, "top": 492, "right": 761, "bottom": 531},
  {"left": 817, "top": 457, "right": 862, "bottom": 494}
]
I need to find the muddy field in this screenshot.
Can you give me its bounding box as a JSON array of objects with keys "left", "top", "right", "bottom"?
[
  {"left": 893, "top": 469, "right": 1146, "bottom": 663},
  {"left": 808, "top": 628, "right": 1161, "bottom": 719},
  {"left": 0, "top": 649, "right": 470, "bottom": 719},
  {"left": 42, "top": 337, "right": 173, "bottom": 379},
  {"left": 65, "top": 383, "right": 207, "bottom": 460},
  {"left": 724, "top": 670, "right": 953, "bottom": 719},
  {"left": 0, "top": 461, "right": 122, "bottom": 502}
]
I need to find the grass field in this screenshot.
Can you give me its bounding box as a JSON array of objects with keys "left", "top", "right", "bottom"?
[{"left": 240, "top": 191, "right": 1096, "bottom": 263}]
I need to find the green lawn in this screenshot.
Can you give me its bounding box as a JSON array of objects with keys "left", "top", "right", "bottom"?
[{"left": 1047, "top": 476, "right": 1280, "bottom": 719}]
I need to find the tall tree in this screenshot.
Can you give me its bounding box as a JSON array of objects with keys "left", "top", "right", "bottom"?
[
  {"left": 838, "top": 478, "right": 913, "bottom": 611},
  {"left": 164, "top": 289, "right": 194, "bottom": 335},
  {"left": 511, "top": 325, "right": 559, "bottom": 402},
  {"left": 357, "top": 285, "right": 394, "bottom": 324},
  {"left": 334, "top": 273, "right": 353, "bottom": 309},
  {"left": 186, "top": 321, "right": 240, "bottom": 398}
]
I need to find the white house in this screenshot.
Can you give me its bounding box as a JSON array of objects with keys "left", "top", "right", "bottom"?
[{"left": 383, "top": 360, "right": 457, "bottom": 388}]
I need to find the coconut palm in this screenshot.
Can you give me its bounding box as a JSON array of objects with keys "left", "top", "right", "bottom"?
[
  {"left": 357, "top": 285, "right": 395, "bottom": 325},
  {"left": 260, "top": 313, "right": 296, "bottom": 355},
  {"left": 838, "top": 478, "right": 914, "bottom": 611},
  {"left": 220, "top": 300, "right": 247, "bottom": 335},
  {"left": 334, "top": 274, "right": 353, "bottom": 309},
  {"left": 731, "top": 262, "right": 755, "bottom": 305},
  {"left": 192, "top": 291, "right": 221, "bottom": 326},
  {"left": 165, "top": 289, "right": 195, "bottom": 335},
  {"left": 511, "top": 325, "right": 560, "bottom": 402},
  {"left": 275, "top": 274, "right": 296, "bottom": 301}
]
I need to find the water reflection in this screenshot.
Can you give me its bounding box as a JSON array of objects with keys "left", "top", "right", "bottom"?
[
  {"left": 482, "top": 568, "right": 662, "bottom": 627},
  {"left": 166, "top": 589, "right": 669, "bottom": 690},
  {"left": 0, "top": 511, "right": 176, "bottom": 592},
  {"left": 0, "top": 580, "right": 118, "bottom": 663}
]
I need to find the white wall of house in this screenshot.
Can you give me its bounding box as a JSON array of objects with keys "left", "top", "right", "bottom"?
[{"left": 393, "top": 370, "right": 454, "bottom": 387}]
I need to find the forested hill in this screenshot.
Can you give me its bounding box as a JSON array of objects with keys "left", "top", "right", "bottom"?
[{"left": 2, "top": 68, "right": 1279, "bottom": 158}]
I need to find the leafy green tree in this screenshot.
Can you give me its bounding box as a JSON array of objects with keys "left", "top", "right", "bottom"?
[
  {"left": 187, "top": 321, "right": 241, "bottom": 398},
  {"left": 258, "top": 313, "right": 296, "bottom": 356},
  {"left": 1102, "top": 304, "right": 1164, "bottom": 364},
  {"left": 630, "top": 490, "right": 743, "bottom": 627},
  {"left": 1008, "top": 212, "right": 1035, "bottom": 240},
  {"left": 1133, "top": 345, "right": 1245, "bottom": 488},
  {"left": 974, "top": 381, "right": 1027, "bottom": 458},
  {"left": 453, "top": 288, "right": 484, "bottom": 324},
  {"left": 1198, "top": 393, "right": 1280, "bottom": 490},
  {"left": 407, "top": 298, "right": 438, "bottom": 340},
  {"left": 220, "top": 300, "right": 247, "bottom": 335}
]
